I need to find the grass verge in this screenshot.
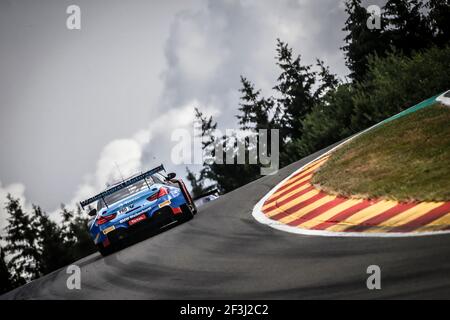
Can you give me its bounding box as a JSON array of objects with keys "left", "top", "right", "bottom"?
[{"left": 312, "top": 103, "right": 450, "bottom": 202}]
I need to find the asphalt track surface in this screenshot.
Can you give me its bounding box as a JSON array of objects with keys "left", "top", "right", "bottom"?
[{"left": 2, "top": 143, "right": 450, "bottom": 299}]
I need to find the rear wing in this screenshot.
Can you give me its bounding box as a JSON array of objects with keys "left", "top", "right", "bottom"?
[{"left": 80, "top": 164, "right": 165, "bottom": 209}]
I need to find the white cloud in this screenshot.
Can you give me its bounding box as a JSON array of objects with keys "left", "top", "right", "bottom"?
[
  {"left": 173, "top": 15, "right": 229, "bottom": 81},
  {"left": 161, "top": 0, "right": 349, "bottom": 131},
  {"left": 96, "top": 139, "right": 144, "bottom": 188}
]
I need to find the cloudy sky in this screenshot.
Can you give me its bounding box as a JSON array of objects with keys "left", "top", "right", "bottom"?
[{"left": 0, "top": 0, "right": 363, "bottom": 228}]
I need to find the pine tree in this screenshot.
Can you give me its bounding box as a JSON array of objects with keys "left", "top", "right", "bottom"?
[
  {"left": 315, "top": 59, "right": 340, "bottom": 95},
  {"left": 384, "top": 0, "right": 432, "bottom": 55},
  {"left": 31, "top": 205, "right": 71, "bottom": 275},
  {"left": 60, "top": 205, "right": 96, "bottom": 261},
  {"left": 187, "top": 40, "right": 340, "bottom": 191},
  {"left": 428, "top": 0, "right": 450, "bottom": 46},
  {"left": 186, "top": 108, "right": 261, "bottom": 194},
  {"left": 3, "top": 195, "right": 40, "bottom": 283},
  {"left": 185, "top": 109, "right": 219, "bottom": 194},
  {"left": 273, "top": 39, "right": 319, "bottom": 141},
  {"left": 194, "top": 107, "right": 217, "bottom": 150},
  {"left": 342, "top": 0, "right": 389, "bottom": 81},
  {"left": 0, "top": 244, "right": 13, "bottom": 294},
  {"left": 237, "top": 76, "right": 275, "bottom": 131},
  {"left": 186, "top": 168, "right": 210, "bottom": 199},
  {"left": 236, "top": 76, "right": 279, "bottom": 169}
]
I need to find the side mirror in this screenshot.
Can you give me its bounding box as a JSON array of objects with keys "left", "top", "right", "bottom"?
[
  {"left": 88, "top": 208, "right": 97, "bottom": 217},
  {"left": 167, "top": 172, "right": 176, "bottom": 180}
]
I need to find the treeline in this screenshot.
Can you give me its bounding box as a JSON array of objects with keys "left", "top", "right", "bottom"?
[
  {"left": 0, "top": 195, "right": 96, "bottom": 294},
  {"left": 187, "top": 0, "right": 450, "bottom": 197}
]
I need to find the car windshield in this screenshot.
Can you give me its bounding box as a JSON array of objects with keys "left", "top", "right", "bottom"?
[{"left": 96, "top": 176, "right": 155, "bottom": 211}]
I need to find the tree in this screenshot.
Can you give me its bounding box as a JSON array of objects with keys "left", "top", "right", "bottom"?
[
  {"left": 187, "top": 1, "right": 449, "bottom": 197},
  {"left": 273, "top": 39, "right": 320, "bottom": 141},
  {"left": 237, "top": 76, "right": 275, "bottom": 131},
  {"left": 186, "top": 167, "right": 211, "bottom": 199},
  {"left": 383, "top": 0, "right": 432, "bottom": 55},
  {"left": 273, "top": 42, "right": 339, "bottom": 164},
  {"left": 4, "top": 197, "right": 73, "bottom": 280},
  {"left": 187, "top": 40, "right": 339, "bottom": 192},
  {"left": 342, "top": 0, "right": 389, "bottom": 81},
  {"left": 187, "top": 108, "right": 262, "bottom": 194},
  {"left": 3, "top": 195, "right": 40, "bottom": 283},
  {"left": 31, "top": 205, "right": 72, "bottom": 275},
  {"left": 185, "top": 108, "right": 220, "bottom": 194},
  {"left": 291, "top": 83, "right": 355, "bottom": 158},
  {"left": 342, "top": 0, "right": 442, "bottom": 82},
  {"left": 3, "top": 196, "right": 97, "bottom": 292},
  {"left": 60, "top": 205, "right": 96, "bottom": 261},
  {"left": 316, "top": 59, "right": 340, "bottom": 96},
  {"left": 0, "top": 244, "right": 13, "bottom": 294},
  {"left": 351, "top": 46, "right": 450, "bottom": 131},
  {"left": 236, "top": 76, "right": 279, "bottom": 173},
  {"left": 428, "top": 0, "right": 450, "bottom": 46}
]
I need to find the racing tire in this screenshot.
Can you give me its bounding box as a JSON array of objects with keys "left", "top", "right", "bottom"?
[
  {"left": 191, "top": 202, "right": 198, "bottom": 215},
  {"left": 97, "top": 243, "right": 116, "bottom": 257},
  {"left": 179, "top": 204, "right": 194, "bottom": 222},
  {"left": 176, "top": 180, "right": 197, "bottom": 215}
]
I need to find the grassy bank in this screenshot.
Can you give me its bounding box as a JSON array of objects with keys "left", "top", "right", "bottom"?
[{"left": 312, "top": 103, "right": 450, "bottom": 202}]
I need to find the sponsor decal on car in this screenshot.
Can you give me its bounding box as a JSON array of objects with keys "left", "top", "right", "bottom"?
[
  {"left": 119, "top": 211, "right": 148, "bottom": 224},
  {"left": 118, "top": 206, "right": 130, "bottom": 215},
  {"left": 159, "top": 200, "right": 171, "bottom": 208},
  {"left": 103, "top": 225, "right": 115, "bottom": 235},
  {"left": 129, "top": 214, "right": 146, "bottom": 226}
]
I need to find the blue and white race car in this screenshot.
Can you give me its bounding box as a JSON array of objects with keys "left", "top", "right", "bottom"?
[{"left": 80, "top": 165, "right": 197, "bottom": 256}]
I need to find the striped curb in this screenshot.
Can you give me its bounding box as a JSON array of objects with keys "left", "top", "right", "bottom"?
[
  {"left": 252, "top": 95, "right": 449, "bottom": 237},
  {"left": 253, "top": 154, "right": 450, "bottom": 237}
]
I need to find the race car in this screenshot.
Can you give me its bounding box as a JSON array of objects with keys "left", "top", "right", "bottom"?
[
  {"left": 80, "top": 165, "right": 197, "bottom": 256},
  {"left": 436, "top": 90, "right": 450, "bottom": 106},
  {"left": 194, "top": 189, "right": 220, "bottom": 207}
]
